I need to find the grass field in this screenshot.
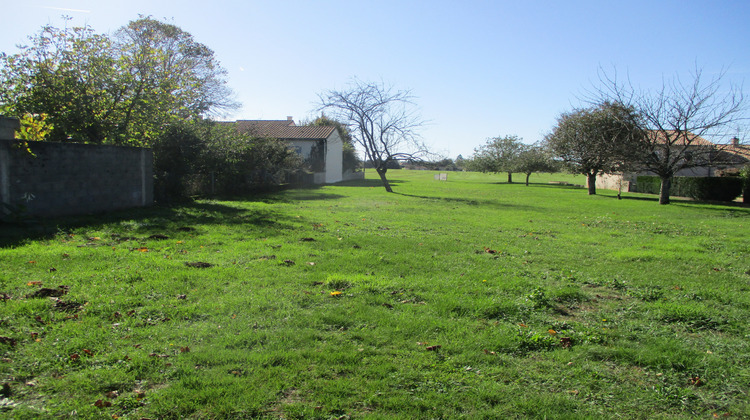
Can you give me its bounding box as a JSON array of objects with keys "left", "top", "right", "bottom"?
[{"left": 1, "top": 170, "right": 749, "bottom": 419}]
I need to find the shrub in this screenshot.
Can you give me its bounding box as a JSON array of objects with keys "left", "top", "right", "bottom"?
[
  {"left": 636, "top": 176, "right": 742, "bottom": 202},
  {"left": 741, "top": 164, "right": 750, "bottom": 203}
]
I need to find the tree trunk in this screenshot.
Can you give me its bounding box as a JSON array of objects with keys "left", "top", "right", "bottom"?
[
  {"left": 659, "top": 176, "right": 671, "bottom": 205},
  {"left": 525, "top": 173, "right": 531, "bottom": 186},
  {"left": 507, "top": 172, "right": 513, "bottom": 183},
  {"left": 376, "top": 167, "right": 393, "bottom": 193},
  {"left": 587, "top": 173, "right": 597, "bottom": 195}
]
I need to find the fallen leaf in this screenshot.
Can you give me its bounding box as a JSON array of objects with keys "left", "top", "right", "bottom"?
[
  {"left": 48, "top": 267, "right": 57, "bottom": 272},
  {"left": 27, "top": 281, "right": 43, "bottom": 286},
  {"left": 282, "top": 260, "right": 295, "bottom": 266},
  {"left": 518, "top": 323, "right": 528, "bottom": 328},
  {"left": 426, "top": 345, "right": 442, "bottom": 351},
  {"left": 104, "top": 390, "right": 119, "bottom": 399},
  {"left": 548, "top": 329, "right": 557, "bottom": 335},
  {"left": 27, "top": 261, "right": 37, "bottom": 264},
  {"left": 180, "top": 346, "right": 190, "bottom": 353},
  {"left": 93, "top": 399, "right": 111, "bottom": 408},
  {"left": 82, "top": 349, "right": 93, "bottom": 356},
  {"left": 560, "top": 337, "right": 573, "bottom": 349},
  {"left": 34, "top": 316, "right": 45, "bottom": 324},
  {"left": 70, "top": 353, "right": 80, "bottom": 360},
  {"left": 330, "top": 291, "right": 343, "bottom": 296}
]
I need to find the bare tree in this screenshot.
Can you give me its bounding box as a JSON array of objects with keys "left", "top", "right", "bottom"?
[
  {"left": 592, "top": 67, "right": 746, "bottom": 204},
  {"left": 318, "top": 79, "right": 427, "bottom": 192}
]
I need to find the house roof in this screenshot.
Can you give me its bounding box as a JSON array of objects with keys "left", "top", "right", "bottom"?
[
  {"left": 233, "top": 120, "right": 336, "bottom": 140},
  {"left": 726, "top": 144, "right": 750, "bottom": 162},
  {"left": 649, "top": 130, "right": 714, "bottom": 147}
]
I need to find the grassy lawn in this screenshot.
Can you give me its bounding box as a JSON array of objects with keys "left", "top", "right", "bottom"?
[{"left": 1, "top": 170, "right": 748, "bottom": 419}]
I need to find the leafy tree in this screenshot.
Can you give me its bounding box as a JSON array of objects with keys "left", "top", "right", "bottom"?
[
  {"left": 516, "top": 143, "right": 557, "bottom": 186},
  {"left": 0, "top": 22, "right": 122, "bottom": 143},
  {"left": 307, "top": 114, "right": 362, "bottom": 173},
  {"left": 112, "top": 17, "right": 238, "bottom": 145},
  {"left": 545, "top": 101, "right": 644, "bottom": 195},
  {"left": 593, "top": 67, "right": 746, "bottom": 204},
  {"left": 469, "top": 135, "right": 524, "bottom": 183},
  {"left": 318, "top": 79, "right": 427, "bottom": 192},
  {"left": 454, "top": 154, "right": 467, "bottom": 170},
  {"left": 0, "top": 17, "right": 237, "bottom": 145}
]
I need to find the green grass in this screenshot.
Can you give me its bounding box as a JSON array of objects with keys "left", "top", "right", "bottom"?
[{"left": 1, "top": 170, "right": 748, "bottom": 419}]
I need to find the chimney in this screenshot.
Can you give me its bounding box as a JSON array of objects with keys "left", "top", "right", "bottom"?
[
  {"left": 286, "top": 116, "right": 294, "bottom": 126},
  {"left": 731, "top": 137, "right": 740, "bottom": 147}
]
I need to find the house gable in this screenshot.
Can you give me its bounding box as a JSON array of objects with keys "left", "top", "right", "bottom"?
[{"left": 229, "top": 118, "right": 344, "bottom": 184}]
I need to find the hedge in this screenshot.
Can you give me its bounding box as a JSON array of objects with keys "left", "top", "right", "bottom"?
[{"left": 636, "top": 176, "right": 743, "bottom": 202}]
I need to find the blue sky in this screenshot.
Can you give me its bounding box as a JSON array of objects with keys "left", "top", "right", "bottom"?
[{"left": 2, "top": 0, "right": 748, "bottom": 159}]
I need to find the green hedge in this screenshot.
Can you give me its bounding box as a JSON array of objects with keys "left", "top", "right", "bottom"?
[{"left": 636, "top": 176, "right": 743, "bottom": 202}]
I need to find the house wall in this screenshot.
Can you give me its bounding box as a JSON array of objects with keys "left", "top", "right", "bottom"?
[
  {"left": 324, "top": 130, "right": 343, "bottom": 184},
  {"left": 0, "top": 128, "right": 153, "bottom": 218},
  {"left": 594, "top": 173, "right": 637, "bottom": 192}
]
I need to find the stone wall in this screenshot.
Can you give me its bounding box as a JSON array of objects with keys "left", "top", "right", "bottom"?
[{"left": 0, "top": 117, "right": 153, "bottom": 218}]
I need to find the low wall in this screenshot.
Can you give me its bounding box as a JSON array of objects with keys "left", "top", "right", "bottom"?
[
  {"left": 1, "top": 136, "right": 153, "bottom": 218},
  {"left": 342, "top": 170, "right": 365, "bottom": 181}
]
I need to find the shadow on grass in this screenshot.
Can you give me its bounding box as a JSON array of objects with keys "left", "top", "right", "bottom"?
[
  {"left": 489, "top": 181, "right": 586, "bottom": 189},
  {"left": 335, "top": 178, "right": 405, "bottom": 188},
  {"left": 600, "top": 192, "right": 750, "bottom": 213},
  {"left": 393, "top": 192, "right": 538, "bottom": 211},
  {"left": 0, "top": 200, "right": 298, "bottom": 248}
]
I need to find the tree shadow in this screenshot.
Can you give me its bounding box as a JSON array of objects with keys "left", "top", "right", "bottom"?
[
  {"left": 489, "top": 182, "right": 586, "bottom": 189},
  {"left": 334, "top": 178, "right": 404, "bottom": 188},
  {"left": 600, "top": 192, "right": 750, "bottom": 211},
  {"left": 393, "top": 192, "right": 537, "bottom": 211},
  {"left": 0, "top": 201, "right": 299, "bottom": 248}
]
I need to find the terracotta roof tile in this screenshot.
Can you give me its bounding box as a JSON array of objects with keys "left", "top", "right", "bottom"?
[
  {"left": 649, "top": 130, "right": 714, "bottom": 146},
  {"left": 233, "top": 120, "right": 335, "bottom": 140}
]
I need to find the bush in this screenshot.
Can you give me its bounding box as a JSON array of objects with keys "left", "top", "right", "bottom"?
[
  {"left": 152, "top": 120, "right": 304, "bottom": 201},
  {"left": 635, "top": 176, "right": 662, "bottom": 195},
  {"left": 636, "top": 175, "right": 742, "bottom": 202},
  {"left": 741, "top": 165, "right": 750, "bottom": 203}
]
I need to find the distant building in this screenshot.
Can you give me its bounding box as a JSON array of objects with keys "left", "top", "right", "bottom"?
[
  {"left": 231, "top": 117, "right": 344, "bottom": 184},
  {"left": 595, "top": 133, "right": 749, "bottom": 192}
]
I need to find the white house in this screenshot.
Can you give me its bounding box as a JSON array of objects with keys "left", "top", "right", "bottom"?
[{"left": 233, "top": 118, "right": 344, "bottom": 184}]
